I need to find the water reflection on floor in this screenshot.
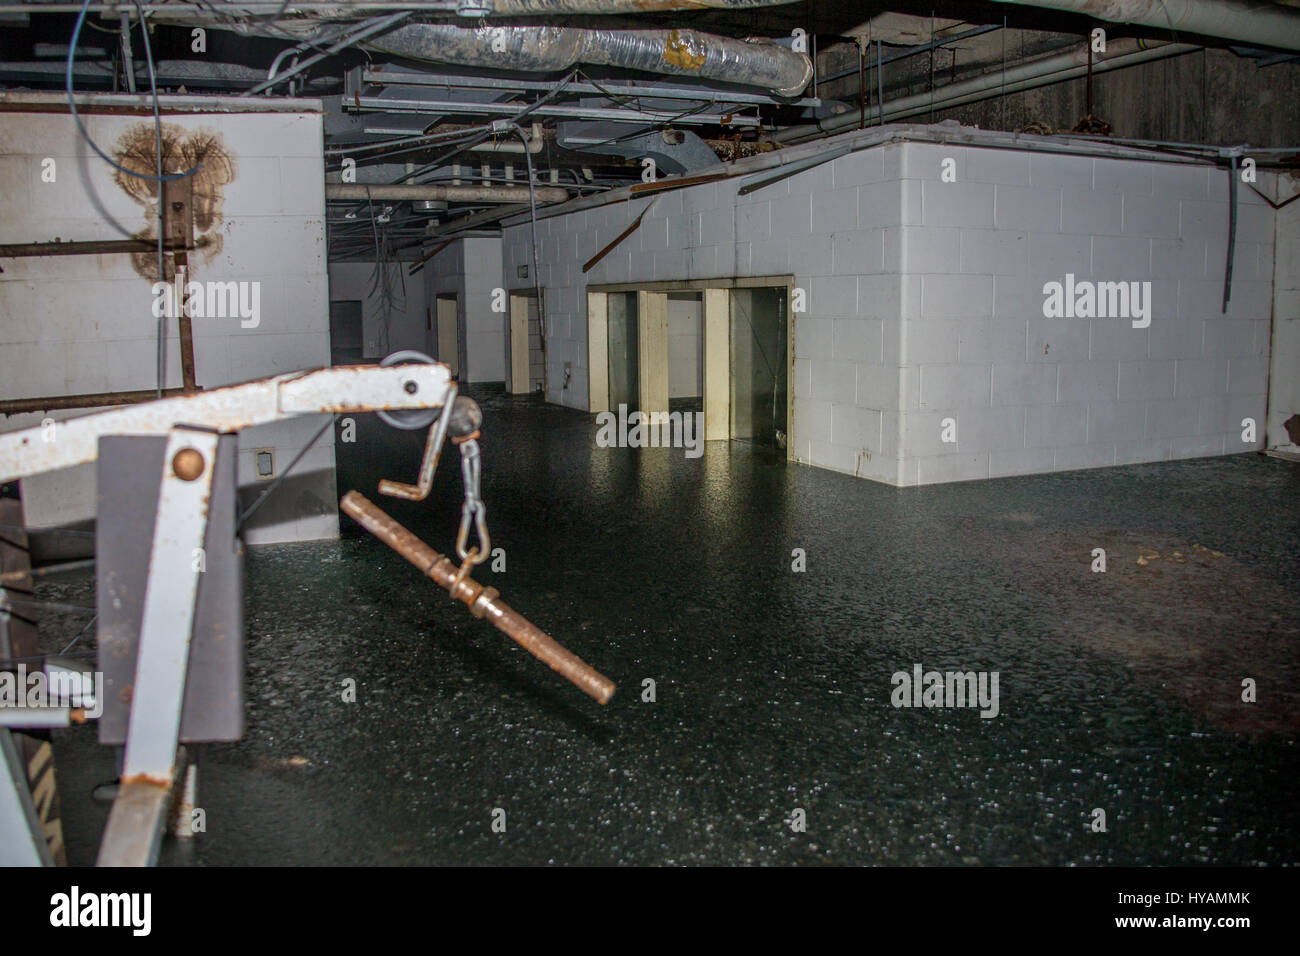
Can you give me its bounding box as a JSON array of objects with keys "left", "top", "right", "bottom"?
[{"left": 41, "top": 387, "right": 1300, "bottom": 864}]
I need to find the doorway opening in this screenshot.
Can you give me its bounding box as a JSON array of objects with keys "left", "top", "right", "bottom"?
[
  {"left": 508, "top": 290, "right": 546, "bottom": 396},
  {"left": 587, "top": 280, "right": 791, "bottom": 455},
  {"left": 607, "top": 291, "right": 638, "bottom": 411},
  {"left": 729, "top": 287, "right": 788, "bottom": 450},
  {"left": 435, "top": 293, "right": 460, "bottom": 377},
  {"left": 667, "top": 292, "right": 703, "bottom": 418},
  {"left": 328, "top": 299, "right": 364, "bottom": 365}
]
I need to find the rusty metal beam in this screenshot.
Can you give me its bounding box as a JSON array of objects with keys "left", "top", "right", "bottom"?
[
  {"left": 628, "top": 171, "right": 732, "bottom": 195},
  {"left": 407, "top": 238, "right": 455, "bottom": 277},
  {"left": 582, "top": 200, "right": 654, "bottom": 273},
  {"left": 1, "top": 364, "right": 455, "bottom": 481},
  {"left": 0, "top": 388, "right": 192, "bottom": 417},
  {"left": 340, "top": 491, "right": 616, "bottom": 705},
  {"left": 0, "top": 237, "right": 198, "bottom": 259}
]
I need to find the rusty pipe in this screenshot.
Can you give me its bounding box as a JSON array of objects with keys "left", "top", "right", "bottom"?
[
  {"left": 340, "top": 491, "right": 616, "bottom": 704},
  {"left": 325, "top": 183, "right": 569, "bottom": 203},
  {"left": 0, "top": 387, "right": 193, "bottom": 416}
]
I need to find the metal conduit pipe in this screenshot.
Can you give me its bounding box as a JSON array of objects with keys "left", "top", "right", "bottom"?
[
  {"left": 325, "top": 182, "right": 570, "bottom": 202},
  {"left": 456, "top": 0, "right": 800, "bottom": 12},
  {"left": 775, "top": 38, "right": 1196, "bottom": 143},
  {"left": 990, "top": 0, "right": 1300, "bottom": 52},
  {"left": 469, "top": 139, "right": 542, "bottom": 154},
  {"left": 366, "top": 23, "right": 813, "bottom": 97},
  {"left": 264, "top": 0, "right": 797, "bottom": 17}
]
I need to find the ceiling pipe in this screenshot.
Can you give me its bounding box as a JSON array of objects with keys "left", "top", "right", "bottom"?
[
  {"left": 988, "top": 0, "right": 1300, "bottom": 52},
  {"left": 325, "top": 182, "right": 570, "bottom": 202},
  {"left": 775, "top": 38, "right": 1196, "bottom": 143},
  {"left": 366, "top": 24, "right": 813, "bottom": 97},
  {"left": 451, "top": 0, "right": 799, "bottom": 12},
  {"left": 469, "top": 139, "right": 542, "bottom": 154}
]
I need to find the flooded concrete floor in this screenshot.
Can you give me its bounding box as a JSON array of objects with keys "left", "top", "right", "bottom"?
[{"left": 36, "top": 388, "right": 1300, "bottom": 865}]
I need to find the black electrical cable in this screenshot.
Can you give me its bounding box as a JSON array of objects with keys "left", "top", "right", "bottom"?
[
  {"left": 65, "top": 0, "right": 202, "bottom": 185},
  {"left": 59, "top": 614, "right": 97, "bottom": 655},
  {"left": 235, "top": 415, "right": 333, "bottom": 533},
  {"left": 513, "top": 122, "right": 548, "bottom": 396},
  {"left": 134, "top": 0, "right": 168, "bottom": 397}
]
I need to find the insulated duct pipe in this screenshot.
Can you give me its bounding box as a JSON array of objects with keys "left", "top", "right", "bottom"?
[
  {"left": 989, "top": 0, "right": 1300, "bottom": 52},
  {"left": 775, "top": 38, "right": 1195, "bottom": 143},
  {"left": 288, "top": 0, "right": 797, "bottom": 16},
  {"left": 325, "top": 183, "right": 569, "bottom": 202},
  {"left": 366, "top": 24, "right": 813, "bottom": 98}
]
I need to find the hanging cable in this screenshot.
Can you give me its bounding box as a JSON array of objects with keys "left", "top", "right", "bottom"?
[
  {"left": 398, "top": 72, "right": 575, "bottom": 186},
  {"left": 236, "top": 415, "right": 333, "bottom": 533},
  {"left": 133, "top": 0, "right": 168, "bottom": 397},
  {"left": 65, "top": 0, "right": 202, "bottom": 185},
  {"left": 512, "top": 122, "right": 547, "bottom": 397}
]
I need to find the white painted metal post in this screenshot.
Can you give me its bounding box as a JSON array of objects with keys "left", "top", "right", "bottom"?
[{"left": 98, "top": 426, "right": 218, "bottom": 867}]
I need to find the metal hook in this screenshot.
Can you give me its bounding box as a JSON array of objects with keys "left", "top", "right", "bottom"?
[{"left": 378, "top": 381, "right": 458, "bottom": 501}]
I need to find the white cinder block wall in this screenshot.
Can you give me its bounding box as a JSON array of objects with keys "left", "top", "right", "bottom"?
[
  {"left": 0, "top": 94, "right": 338, "bottom": 543},
  {"left": 501, "top": 129, "right": 1275, "bottom": 486},
  {"left": 327, "top": 261, "right": 427, "bottom": 357},
  {"left": 897, "top": 142, "right": 1272, "bottom": 485},
  {"left": 502, "top": 143, "right": 907, "bottom": 484},
  {"left": 427, "top": 237, "right": 506, "bottom": 383},
  {"left": 1266, "top": 173, "right": 1300, "bottom": 453}
]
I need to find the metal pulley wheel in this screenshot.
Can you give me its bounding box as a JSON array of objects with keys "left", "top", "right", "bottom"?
[{"left": 378, "top": 350, "right": 444, "bottom": 431}]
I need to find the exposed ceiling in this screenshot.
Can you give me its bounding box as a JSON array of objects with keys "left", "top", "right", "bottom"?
[{"left": 2, "top": 0, "right": 1298, "bottom": 260}]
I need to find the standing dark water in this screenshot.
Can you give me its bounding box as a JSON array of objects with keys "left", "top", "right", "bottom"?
[{"left": 38, "top": 386, "right": 1300, "bottom": 864}]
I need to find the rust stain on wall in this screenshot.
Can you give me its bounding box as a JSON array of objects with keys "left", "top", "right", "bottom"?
[{"left": 111, "top": 122, "right": 235, "bottom": 281}]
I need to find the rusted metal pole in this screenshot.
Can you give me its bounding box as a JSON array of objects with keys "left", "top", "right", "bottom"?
[
  {"left": 173, "top": 255, "right": 199, "bottom": 394},
  {"left": 582, "top": 201, "right": 654, "bottom": 273},
  {"left": 0, "top": 387, "right": 193, "bottom": 416},
  {"left": 340, "top": 491, "right": 616, "bottom": 705},
  {"left": 0, "top": 237, "right": 196, "bottom": 258}
]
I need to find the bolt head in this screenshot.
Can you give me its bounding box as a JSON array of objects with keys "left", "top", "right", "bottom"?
[{"left": 172, "top": 447, "right": 205, "bottom": 481}]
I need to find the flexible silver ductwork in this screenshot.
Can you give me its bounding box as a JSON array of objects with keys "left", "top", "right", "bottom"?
[
  {"left": 990, "top": 0, "right": 1300, "bottom": 52},
  {"left": 299, "top": 0, "right": 797, "bottom": 16},
  {"left": 366, "top": 24, "right": 813, "bottom": 97}
]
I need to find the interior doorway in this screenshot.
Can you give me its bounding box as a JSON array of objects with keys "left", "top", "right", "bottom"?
[
  {"left": 607, "top": 291, "right": 638, "bottom": 411},
  {"left": 587, "top": 281, "right": 791, "bottom": 455},
  {"left": 729, "top": 287, "right": 788, "bottom": 449},
  {"left": 667, "top": 292, "right": 703, "bottom": 416},
  {"left": 508, "top": 290, "right": 546, "bottom": 395},
  {"left": 435, "top": 294, "right": 459, "bottom": 377},
  {"left": 328, "top": 300, "right": 364, "bottom": 365}
]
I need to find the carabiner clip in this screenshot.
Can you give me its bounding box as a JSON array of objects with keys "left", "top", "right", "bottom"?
[{"left": 456, "top": 500, "right": 490, "bottom": 565}]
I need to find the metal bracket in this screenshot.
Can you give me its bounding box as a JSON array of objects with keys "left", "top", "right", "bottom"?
[
  {"left": 378, "top": 382, "right": 457, "bottom": 501},
  {"left": 97, "top": 426, "right": 218, "bottom": 867}
]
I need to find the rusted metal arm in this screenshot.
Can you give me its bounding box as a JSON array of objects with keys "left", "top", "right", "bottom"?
[{"left": 340, "top": 491, "right": 615, "bottom": 705}]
